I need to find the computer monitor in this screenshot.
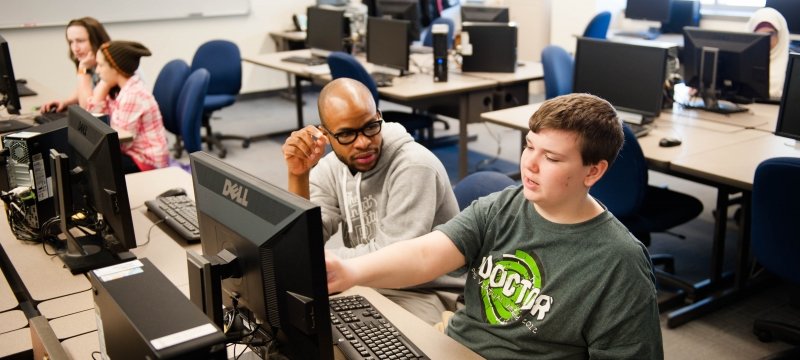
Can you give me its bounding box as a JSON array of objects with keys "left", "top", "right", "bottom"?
[
  {"left": 775, "top": 53, "right": 800, "bottom": 146},
  {"left": 461, "top": 22, "right": 517, "bottom": 73},
  {"left": 626, "top": 0, "right": 672, "bottom": 22},
  {"left": 460, "top": 4, "right": 510, "bottom": 24},
  {"left": 574, "top": 37, "right": 670, "bottom": 122},
  {"left": 682, "top": 27, "right": 771, "bottom": 113},
  {"left": 49, "top": 105, "right": 136, "bottom": 274},
  {"left": 307, "top": 6, "right": 350, "bottom": 57},
  {"left": 367, "top": 17, "right": 410, "bottom": 74},
  {"left": 375, "top": 0, "right": 422, "bottom": 40},
  {"left": 0, "top": 34, "right": 21, "bottom": 115},
  {"left": 766, "top": 0, "right": 800, "bottom": 35},
  {"left": 188, "top": 152, "right": 332, "bottom": 360}
]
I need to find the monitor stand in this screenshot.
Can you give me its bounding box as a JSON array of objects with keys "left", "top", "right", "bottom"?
[
  {"left": 682, "top": 94, "right": 748, "bottom": 115},
  {"left": 683, "top": 46, "right": 748, "bottom": 115}
]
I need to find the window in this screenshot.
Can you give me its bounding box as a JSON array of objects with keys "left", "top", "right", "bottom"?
[{"left": 699, "top": 0, "right": 764, "bottom": 8}]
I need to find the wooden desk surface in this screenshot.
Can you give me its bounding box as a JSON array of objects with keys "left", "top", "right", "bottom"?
[
  {"left": 670, "top": 134, "right": 800, "bottom": 191},
  {"left": 37, "top": 290, "right": 93, "bottom": 320},
  {"left": 61, "top": 331, "right": 98, "bottom": 359},
  {"left": 0, "top": 327, "right": 32, "bottom": 358},
  {"left": 460, "top": 60, "right": 544, "bottom": 85},
  {"left": 0, "top": 266, "right": 16, "bottom": 313},
  {"left": 0, "top": 309, "right": 27, "bottom": 334},
  {"left": 243, "top": 49, "right": 325, "bottom": 77}
]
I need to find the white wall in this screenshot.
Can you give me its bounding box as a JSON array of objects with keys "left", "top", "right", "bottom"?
[{"left": 2, "top": 0, "right": 315, "bottom": 100}]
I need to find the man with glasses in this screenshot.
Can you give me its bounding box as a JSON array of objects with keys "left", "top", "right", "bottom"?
[{"left": 282, "top": 78, "right": 462, "bottom": 325}]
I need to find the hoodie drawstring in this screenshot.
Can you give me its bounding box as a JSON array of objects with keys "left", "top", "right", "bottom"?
[{"left": 341, "top": 167, "right": 365, "bottom": 244}]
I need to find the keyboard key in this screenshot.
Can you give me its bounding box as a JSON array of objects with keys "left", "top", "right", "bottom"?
[{"left": 145, "top": 195, "right": 201, "bottom": 242}]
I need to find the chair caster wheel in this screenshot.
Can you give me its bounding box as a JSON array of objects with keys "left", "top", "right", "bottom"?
[
  {"left": 218, "top": 150, "right": 227, "bottom": 159},
  {"left": 242, "top": 140, "right": 250, "bottom": 148}
]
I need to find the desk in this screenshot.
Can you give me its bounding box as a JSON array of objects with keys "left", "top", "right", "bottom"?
[
  {"left": 0, "top": 166, "right": 480, "bottom": 358},
  {"left": 269, "top": 31, "right": 308, "bottom": 103},
  {"left": 0, "top": 266, "right": 16, "bottom": 313},
  {"left": 481, "top": 101, "right": 791, "bottom": 327}
]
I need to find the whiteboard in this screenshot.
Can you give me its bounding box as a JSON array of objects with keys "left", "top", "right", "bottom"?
[{"left": 0, "top": 0, "right": 250, "bottom": 29}]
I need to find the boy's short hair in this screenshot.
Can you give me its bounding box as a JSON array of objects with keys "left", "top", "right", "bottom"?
[{"left": 529, "top": 93, "right": 624, "bottom": 166}]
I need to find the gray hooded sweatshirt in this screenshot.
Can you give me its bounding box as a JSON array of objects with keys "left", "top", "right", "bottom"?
[{"left": 310, "top": 122, "right": 463, "bottom": 288}]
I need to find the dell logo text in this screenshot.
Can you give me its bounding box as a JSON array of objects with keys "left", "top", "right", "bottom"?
[{"left": 222, "top": 179, "right": 249, "bottom": 206}]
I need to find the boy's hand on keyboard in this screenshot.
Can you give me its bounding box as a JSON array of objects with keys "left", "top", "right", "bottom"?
[
  {"left": 325, "top": 250, "right": 355, "bottom": 294},
  {"left": 283, "top": 125, "right": 329, "bottom": 176}
]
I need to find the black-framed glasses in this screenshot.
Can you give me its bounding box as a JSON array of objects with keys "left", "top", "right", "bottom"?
[{"left": 322, "top": 116, "right": 384, "bottom": 145}]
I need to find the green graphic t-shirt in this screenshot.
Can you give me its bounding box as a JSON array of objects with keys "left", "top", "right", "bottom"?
[{"left": 436, "top": 186, "right": 663, "bottom": 360}]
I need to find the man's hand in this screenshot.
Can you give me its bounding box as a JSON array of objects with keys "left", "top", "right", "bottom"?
[
  {"left": 40, "top": 100, "right": 65, "bottom": 113},
  {"left": 325, "top": 250, "right": 356, "bottom": 294},
  {"left": 282, "top": 125, "right": 328, "bottom": 176}
]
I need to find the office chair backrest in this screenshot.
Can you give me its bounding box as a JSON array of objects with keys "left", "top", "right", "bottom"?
[
  {"left": 589, "top": 124, "right": 648, "bottom": 217},
  {"left": 583, "top": 11, "right": 612, "bottom": 39},
  {"left": 453, "top": 171, "right": 516, "bottom": 210},
  {"left": 422, "top": 17, "right": 455, "bottom": 49},
  {"left": 191, "top": 40, "right": 242, "bottom": 96},
  {"left": 327, "top": 51, "right": 381, "bottom": 106},
  {"left": 751, "top": 157, "right": 800, "bottom": 284},
  {"left": 541, "top": 45, "right": 574, "bottom": 100},
  {"left": 177, "top": 69, "right": 210, "bottom": 153},
  {"left": 152, "top": 59, "right": 191, "bottom": 136}
]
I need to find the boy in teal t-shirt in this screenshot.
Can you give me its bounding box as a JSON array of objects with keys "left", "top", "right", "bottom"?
[{"left": 326, "top": 93, "right": 664, "bottom": 359}]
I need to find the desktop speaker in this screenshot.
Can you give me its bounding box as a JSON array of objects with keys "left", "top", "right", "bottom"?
[{"left": 432, "top": 23, "right": 449, "bottom": 82}]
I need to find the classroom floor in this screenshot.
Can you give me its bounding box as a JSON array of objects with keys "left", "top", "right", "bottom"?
[{"left": 169, "top": 87, "right": 797, "bottom": 360}]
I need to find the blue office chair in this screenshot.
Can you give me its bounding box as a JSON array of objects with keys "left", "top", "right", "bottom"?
[
  {"left": 177, "top": 69, "right": 210, "bottom": 154},
  {"left": 453, "top": 171, "right": 516, "bottom": 211},
  {"left": 191, "top": 40, "right": 243, "bottom": 158},
  {"left": 327, "top": 51, "right": 436, "bottom": 144},
  {"left": 583, "top": 11, "right": 612, "bottom": 39},
  {"left": 751, "top": 157, "right": 800, "bottom": 354},
  {"left": 152, "top": 59, "right": 192, "bottom": 158},
  {"left": 421, "top": 17, "right": 455, "bottom": 49},
  {"left": 541, "top": 45, "right": 574, "bottom": 100},
  {"left": 590, "top": 124, "right": 703, "bottom": 294}
]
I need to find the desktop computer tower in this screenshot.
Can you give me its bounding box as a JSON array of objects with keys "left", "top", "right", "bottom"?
[
  {"left": 90, "top": 258, "right": 226, "bottom": 359},
  {"left": 0, "top": 119, "right": 68, "bottom": 229},
  {"left": 432, "top": 24, "right": 449, "bottom": 82}
]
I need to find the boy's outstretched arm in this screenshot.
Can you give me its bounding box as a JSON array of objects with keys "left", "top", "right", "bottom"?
[{"left": 326, "top": 230, "right": 465, "bottom": 293}]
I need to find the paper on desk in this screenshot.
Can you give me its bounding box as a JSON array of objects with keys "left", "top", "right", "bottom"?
[{"left": 306, "top": 64, "right": 330, "bottom": 75}]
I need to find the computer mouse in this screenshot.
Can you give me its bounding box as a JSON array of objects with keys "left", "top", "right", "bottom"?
[
  {"left": 659, "top": 137, "right": 682, "bottom": 147},
  {"left": 16, "top": 78, "right": 26, "bottom": 84},
  {"left": 158, "top": 187, "right": 187, "bottom": 198}
]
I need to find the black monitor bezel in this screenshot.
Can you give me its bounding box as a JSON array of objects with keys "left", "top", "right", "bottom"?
[
  {"left": 775, "top": 53, "right": 800, "bottom": 141},
  {"left": 625, "top": 0, "right": 673, "bottom": 23},
  {"left": 0, "top": 34, "right": 21, "bottom": 115},
  {"left": 375, "top": 0, "right": 423, "bottom": 40},
  {"left": 190, "top": 152, "right": 332, "bottom": 360},
  {"left": 366, "top": 16, "right": 411, "bottom": 72},
  {"left": 460, "top": 4, "right": 510, "bottom": 24},
  {"left": 766, "top": 0, "right": 800, "bottom": 35},
  {"left": 574, "top": 37, "right": 669, "bottom": 119},
  {"left": 307, "top": 6, "right": 350, "bottom": 56},
  {"left": 682, "top": 26, "right": 771, "bottom": 102}
]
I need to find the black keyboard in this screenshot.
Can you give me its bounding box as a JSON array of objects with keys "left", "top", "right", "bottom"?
[
  {"left": 34, "top": 112, "right": 68, "bottom": 124},
  {"left": 282, "top": 56, "right": 327, "bottom": 66},
  {"left": 145, "top": 195, "right": 200, "bottom": 242},
  {"left": 626, "top": 123, "right": 652, "bottom": 138},
  {"left": 17, "top": 82, "right": 37, "bottom": 97},
  {"left": 330, "top": 295, "right": 428, "bottom": 360}
]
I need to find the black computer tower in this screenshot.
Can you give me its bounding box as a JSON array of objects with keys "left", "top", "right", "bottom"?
[
  {"left": 90, "top": 258, "right": 226, "bottom": 359},
  {"left": 461, "top": 22, "right": 517, "bottom": 73},
  {"left": 433, "top": 26, "right": 449, "bottom": 82},
  {"left": 1, "top": 119, "right": 68, "bottom": 229}
]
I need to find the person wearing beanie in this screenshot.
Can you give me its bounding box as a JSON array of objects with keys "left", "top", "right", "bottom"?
[
  {"left": 746, "top": 7, "right": 790, "bottom": 99},
  {"left": 87, "top": 40, "right": 169, "bottom": 173},
  {"left": 41, "top": 16, "right": 111, "bottom": 113}
]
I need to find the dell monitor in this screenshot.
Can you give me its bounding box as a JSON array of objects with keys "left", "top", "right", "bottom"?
[
  {"left": 775, "top": 53, "right": 800, "bottom": 147},
  {"left": 616, "top": 0, "right": 672, "bottom": 39},
  {"left": 307, "top": 6, "right": 350, "bottom": 57},
  {"left": 460, "top": 4, "right": 510, "bottom": 24},
  {"left": 766, "top": 0, "right": 800, "bottom": 35},
  {"left": 188, "top": 152, "right": 332, "bottom": 360},
  {"left": 0, "top": 34, "right": 21, "bottom": 115},
  {"left": 574, "top": 37, "right": 670, "bottom": 123},
  {"left": 681, "top": 27, "right": 771, "bottom": 114},
  {"left": 375, "top": 0, "right": 423, "bottom": 41},
  {"left": 49, "top": 105, "right": 137, "bottom": 274},
  {"left": 367, "top": 17, "right": 410, "bottom": 75}
]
